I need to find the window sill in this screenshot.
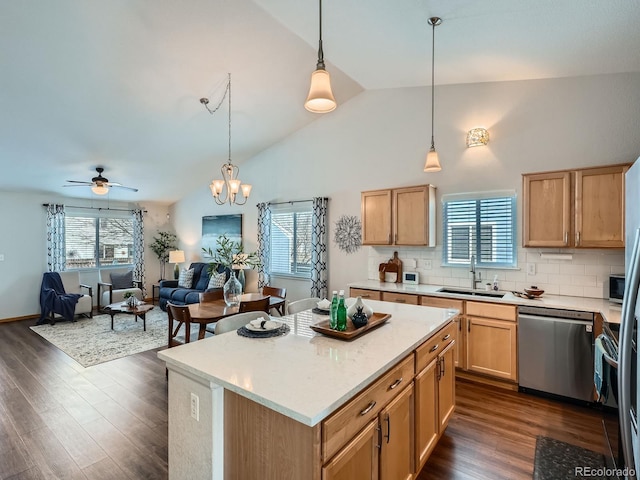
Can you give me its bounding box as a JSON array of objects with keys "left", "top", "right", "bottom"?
[{"left": 269, "top": 273, "right": 311, "bottom": 282}]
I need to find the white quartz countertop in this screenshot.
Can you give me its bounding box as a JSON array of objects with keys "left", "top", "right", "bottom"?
[
  {"left": 158, "top": 300, "right": 457, "bottom": 427},
  {"left": 348, "top": 280, "right": 621, "bottom": 324}
]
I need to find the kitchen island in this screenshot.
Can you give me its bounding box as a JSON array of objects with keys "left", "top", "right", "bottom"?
[{"left": 158, "top": 300, "right": 457, "bottom": 480}]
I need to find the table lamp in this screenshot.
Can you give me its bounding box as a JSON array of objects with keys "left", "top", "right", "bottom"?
[{"left": 169, "top": 250, "right": 185, "bottom": 280}]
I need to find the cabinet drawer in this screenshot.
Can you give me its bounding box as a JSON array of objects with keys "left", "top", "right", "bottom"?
[
  {"left": 323, "top": 354, "right": 415, "bottom": 462},
  {"left": 420, "top": 296, "right": 464, "bottom": 313},
  {"left": 350, "top": 288, "right": 381, "bottom": 301},
  {"left": 415, "top": 321, "right": 456, "bottom": 373},
  {"left": 381, "top": 292, "right": 419, "bottom": 305},
  {"left": 466, "top": 301, "right": 516, "bottom": 321}
]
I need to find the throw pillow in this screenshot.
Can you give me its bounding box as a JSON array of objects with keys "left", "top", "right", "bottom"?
[
  {"left": 207, "top": 271, "right": 226, "bottom": 289},
  {"left": 110, "top": 271, "right": 133, "bottom": 289},
  {"left": 178, "top": 268, "right": 195, "bottom": 288}
]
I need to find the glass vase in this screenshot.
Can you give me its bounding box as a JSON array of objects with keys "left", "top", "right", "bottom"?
[{"left": 223, "top": 271, "right": 242, "bottom": 307}]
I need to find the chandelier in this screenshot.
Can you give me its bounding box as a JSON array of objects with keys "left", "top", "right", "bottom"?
[{"left": 200, "top": 73, "right": 252, "bottom": 206}]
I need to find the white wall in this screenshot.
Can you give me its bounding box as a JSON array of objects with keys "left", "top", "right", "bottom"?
[
  {"left": 0, "top": 191, "right": 171, "bottom": 319},
  {"left": 172, "top": 72, "right": 640, "bottom": 302}
]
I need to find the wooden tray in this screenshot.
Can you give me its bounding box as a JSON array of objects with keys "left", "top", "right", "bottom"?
[{"left": 310, "top": 312, "right": 391, "bottom": 341}]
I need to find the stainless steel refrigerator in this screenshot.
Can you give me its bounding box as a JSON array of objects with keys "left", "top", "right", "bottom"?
[{"left": 620, "top": 157, "right": 640, "bottom": 479}]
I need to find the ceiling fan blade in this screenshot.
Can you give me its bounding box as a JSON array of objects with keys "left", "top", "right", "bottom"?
[
  {"left": 112, "top": 185, "right": 139, "bottom": 192},
  {"left": 63, "top": 184, "right": 91, "bottom": 188},
  {"left": 65, "top": 180, "right": 93, "bottom": 185}
]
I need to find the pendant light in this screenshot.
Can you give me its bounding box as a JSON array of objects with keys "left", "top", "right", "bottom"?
[
  {"left": 424, "top": 17, "right": 442, "bottom": 172},
  {"left": 304, "top": 0, "right": 337, "bottom": 113}
]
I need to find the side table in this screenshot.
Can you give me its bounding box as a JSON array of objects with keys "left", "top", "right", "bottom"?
[{"left": 152, "top": 284, "right": 160, "bottom": 305}]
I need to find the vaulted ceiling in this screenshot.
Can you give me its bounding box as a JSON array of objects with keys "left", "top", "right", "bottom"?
[{"left": 2, "top": 0, "right": 639, "bottom": 203}]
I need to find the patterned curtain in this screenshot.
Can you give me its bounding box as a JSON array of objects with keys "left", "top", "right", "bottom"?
[
  {"left": 311, "top": 197, "right": 329, "bottom": 299},
  {"left": 132, "top": 209, "right": 146, "bottom": 295},
  {"left": 46, "top": 204, "right": 66, "bottom": 272},
  {"left": 256, "top": 202, "right": 271, "bottom": 288}
]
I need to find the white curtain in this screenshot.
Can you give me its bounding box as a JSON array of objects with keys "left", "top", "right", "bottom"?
[
  {"left": 311, "top": 197, "right": 329, "bottom": 299},
  {"left": 256, "top": 202, "right": 271, "bottom": 288},
  {"left": 46, "top": 204, "right": 66, "bottom": 272},
  {"left": 132, "top": 209, "right": 146, "bottom": 294}
]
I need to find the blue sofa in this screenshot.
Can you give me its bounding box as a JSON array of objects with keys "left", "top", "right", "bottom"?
[{"left": 158, "top": 262, "right": 229, "bottom": 311}]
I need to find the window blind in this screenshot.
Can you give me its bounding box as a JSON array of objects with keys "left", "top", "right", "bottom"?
[
  {"left": 442, "top": 192, "right": 517, "bottom": 268},
  {"left": 270, "top": 206, "right": 313, "bottom": 278},
  {"left": 65, "top": 215, "right": 134, "bottom": 269}
]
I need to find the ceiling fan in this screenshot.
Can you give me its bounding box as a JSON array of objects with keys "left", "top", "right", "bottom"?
[{"left": 63, "top": 167, "right": 138, "bottom": 195}]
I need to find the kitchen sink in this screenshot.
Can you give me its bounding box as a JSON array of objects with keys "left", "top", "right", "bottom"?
[{"left": 437, "top": 288, "right": 506, "bottom": 299}]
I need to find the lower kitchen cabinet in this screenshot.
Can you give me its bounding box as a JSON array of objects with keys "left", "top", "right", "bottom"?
[
  {"left": 322, "top": 420, "right": 379, "bottom": 480},
  {"left": 420, "top": 297, "right": 465, "bottom": 369},
  {"left": 379, "top": 384, "right": 414, "bottom": 480},
  {"left": 466, "top": 316, "right": 517, "bottom": 381},
  {"left": 414, "top": 323, "right": 456, "bottom": 473}
]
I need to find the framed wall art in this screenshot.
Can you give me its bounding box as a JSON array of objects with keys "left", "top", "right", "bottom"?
[{"left": 202, "top": 214, "right": 242, "bottom": 254}]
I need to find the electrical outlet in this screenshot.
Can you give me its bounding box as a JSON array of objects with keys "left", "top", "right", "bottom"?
[
  {"left": 190, "top": 393, "right": 199, "bottom": 421},
  {"left": 527, "top": 263, "right": 536, "bottom": 275},
  {"left": 424, "top": 260, "right": 432, "bottom": 269}
]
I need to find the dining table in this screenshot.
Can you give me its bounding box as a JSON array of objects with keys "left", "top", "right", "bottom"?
[{"left": 188, "top": 293, "right": 286, "bottom": 339}]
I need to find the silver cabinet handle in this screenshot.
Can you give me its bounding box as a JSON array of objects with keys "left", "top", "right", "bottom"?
[
  {"left": 361, "top": 294, "right": 371, "bottom": 298},
  {"left": 389, "top": 378, "right": 403, "bottom": 390},
  {"left": 429, "top": 344, "right": 439, "bottom": 353},
  {"left": 576, "top": 231, "right": 581, "bottom": 246},
  {"left": 395, "top": 299, "right": 406, "bottom": 303},
  {"left": 442, "top": 334, "right": 451, "bottom": 341},
  {"left": 384, "top": 414, "right": 391, "bottom": 444},
  {"left": 441, "top": 356, "right": 446, "bottom": 377},
  {"left": 359, "top": 401, "right": 377, "bottom": 416},
  {"left": 564, "top": 231, "right": 568, "bottom": 245}
]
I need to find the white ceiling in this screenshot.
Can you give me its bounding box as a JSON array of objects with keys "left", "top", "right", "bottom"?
[{"left": 1, "top": 0, "right": 639, "bottom": 203}]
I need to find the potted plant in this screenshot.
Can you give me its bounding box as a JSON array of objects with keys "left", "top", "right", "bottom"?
[
  {"left": 202, "top": 234, "right": 260, "bottom": 306},
  {"left": 149, "top": 231, "right": 177, "bottom": 280}
]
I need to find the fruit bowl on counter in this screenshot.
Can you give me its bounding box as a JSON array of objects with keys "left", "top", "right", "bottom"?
[{"left": 524, "top": 286, "right": 545, "bottom": 297}]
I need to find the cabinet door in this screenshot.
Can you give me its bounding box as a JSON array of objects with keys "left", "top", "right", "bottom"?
[
  {"left": 362, "top": 190, "right": 392, "bottom": 245},
  {"left": 322, "top": 420, "right": 379, "bottom": 480},
  {"left": 438, "top": 342, "right": 456, "bottom": 432},
  {"left": 466, "top": 317, "right": 517, "bottom": 381},
  {"left": 414, "top": 358, "right": 438, "bottom": 473},
  {"left": 575, "top": 165, "right": 627, "bottom": 248},
  {"left": 522, "top": 171, "right": 571, "bottom": 247},
  {"left": 393, "top": 186, "right": 430, "bottom": 246},
  {"left": 379, "top": 384, "right": 414, "bottom": 480}
]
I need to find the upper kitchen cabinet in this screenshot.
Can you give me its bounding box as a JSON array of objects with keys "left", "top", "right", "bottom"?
[
  {"left": 523, "top": 164, "right": 629, "bottom": 248},
  {"left": 362, "top": 185, "right": 436, "bottom": 246}
]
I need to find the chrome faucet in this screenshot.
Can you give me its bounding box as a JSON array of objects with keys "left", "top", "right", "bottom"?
[{"left": 470, "top": 255, "right": 482, "bottom": 289}]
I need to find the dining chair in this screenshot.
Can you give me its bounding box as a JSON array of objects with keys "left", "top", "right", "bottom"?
[
  {"left": 286, "top": 297, "right": 321, "bottom": 315},
  {"left": 239, "top": 296, "right": 270, "bottom": 313},
  {"left": 214, "top": 311, "right": 267, "bottom": 335},
  {"left": 168, "top": 302, "right": 198, "bottom": 347},
  {"left": 199, "top": 290, "right": 224, "bottom": 303},
  {"left": 262, "top": 286, "right": 287, "bottom": 316}
]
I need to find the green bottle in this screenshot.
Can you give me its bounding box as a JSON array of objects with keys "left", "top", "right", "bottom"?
[
  {"left": 329, "top": 291, "right": 338, "bottom": 329},
  {"left": 336, "top": 290, "right": 347, "bottom": 331}
]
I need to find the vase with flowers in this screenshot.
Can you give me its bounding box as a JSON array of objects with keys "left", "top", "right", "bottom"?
[{"left": 202, "top": 234, "right": 260, "bottom": 307}]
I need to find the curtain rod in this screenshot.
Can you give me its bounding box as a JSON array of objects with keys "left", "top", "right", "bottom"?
[
  {"left": 266, "top": 198, "right": 325, "bottom": 206},
  {"left": 42, "top": 203, "right": 147, "bottom": 213}
]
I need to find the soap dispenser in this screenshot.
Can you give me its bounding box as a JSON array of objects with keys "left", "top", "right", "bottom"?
[{"left": 493, "top": 275, "right": 499, "bottom": 291}]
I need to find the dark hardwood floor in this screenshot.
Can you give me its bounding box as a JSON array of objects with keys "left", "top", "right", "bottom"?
[{"left": 1, "top": 318, "right": 607, "bottom": 479}]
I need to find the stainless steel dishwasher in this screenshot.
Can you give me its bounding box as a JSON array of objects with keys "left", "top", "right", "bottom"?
[{"left": 518, "top": 305, "right": 594, "bottom": 402}]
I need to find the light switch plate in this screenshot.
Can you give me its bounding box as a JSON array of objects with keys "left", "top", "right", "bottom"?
[
  {"left": 527, "top": 263, "right": 536, "bottom": 275},
  {"left": 0, "top": 254, "right": 4, "bottom": 261}
]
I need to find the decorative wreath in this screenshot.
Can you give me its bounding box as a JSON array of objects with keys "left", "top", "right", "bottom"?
[{"left": 334, "top": 215, "right": 362, "bottom": 254}]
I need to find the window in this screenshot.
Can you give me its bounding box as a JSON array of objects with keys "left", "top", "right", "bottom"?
[
  {"left": 442, "top": 191, "right": 517, "bottom": 268},
  {"left": 270, "top": 204, "right": 313, "bottom": 278},
  {"left": 65, "top": 214, "right": 134, "bottom": 269}
]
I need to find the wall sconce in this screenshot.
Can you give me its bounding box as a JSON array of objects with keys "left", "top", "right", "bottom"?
[{"left": 466, "top": 127, "right": 489, "bottom": 147}]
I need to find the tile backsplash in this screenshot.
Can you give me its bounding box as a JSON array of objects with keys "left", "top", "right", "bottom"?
[{"left": 368, "top": 246, "right": 624, "bottom": 299}]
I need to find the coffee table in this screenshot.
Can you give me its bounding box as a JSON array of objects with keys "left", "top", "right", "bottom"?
[{"left": 104, "top": 302, "right": 154, "bottom": 331}]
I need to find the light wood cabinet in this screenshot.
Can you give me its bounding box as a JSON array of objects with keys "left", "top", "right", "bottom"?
[
  {"left": 349, "top": 288, "right": 382, "bottom": 301},
  {"left": 322, "top": 420, "right": 379, "bottom": 480},
  {"left": 361, "top": 185, "right": 436, "bottom": 246},
  {"left": 420, "top": 297, "right": 465, "bottom": 369},
  {"left": 382, "top": 292, "right": 419, "bottom": 305},
  {"left": 414, "top": 322, "right": 456, "bottom": 474},
  {"left": 523, "top": 164, "right": 629, "bottom": 248},
  {"left": 379, "top": 384, "right": 414, "bottom": 480},
  {"left": 466, "top": 301, "right": 517, "bottom": 382}
]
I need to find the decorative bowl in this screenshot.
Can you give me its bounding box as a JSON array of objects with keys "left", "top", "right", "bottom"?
[{"left": 524, "top": 286, "right": 544, "bottom": 297}]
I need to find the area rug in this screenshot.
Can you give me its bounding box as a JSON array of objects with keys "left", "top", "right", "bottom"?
[
  {"left": 533, "top": 435, "right": 607, "bottom": 480},
  {"left": 30, "top": 308, "right": 168, "bottom": 367}
]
